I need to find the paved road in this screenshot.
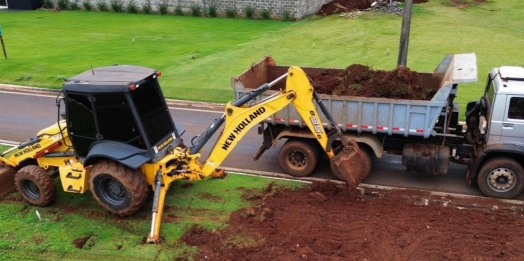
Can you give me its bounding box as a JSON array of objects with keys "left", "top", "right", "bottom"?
[{"left": 1, "top": 88, "right": 521, "bottom": 200}]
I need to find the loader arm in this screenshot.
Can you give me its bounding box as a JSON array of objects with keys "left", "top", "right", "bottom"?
[
  {"left": 147, "top": 66, "right": 365, "bottom": 243},
  {"left": 200, "top": 66, "right": 336, "bottom": 176}
]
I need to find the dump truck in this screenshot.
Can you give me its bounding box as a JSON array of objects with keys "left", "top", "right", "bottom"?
[
  {"left": 0, "top": 64, "right": 365, "bottom": 242},
  {"left": 233, "top": 53, "right": 524, "bottom": 199}
]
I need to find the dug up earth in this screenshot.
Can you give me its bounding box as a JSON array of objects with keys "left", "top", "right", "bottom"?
[{"left": 180, "top": 182, "right": 524, "bottom": 260}]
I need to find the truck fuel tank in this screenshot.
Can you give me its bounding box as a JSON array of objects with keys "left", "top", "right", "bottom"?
[{"left": 402, "top": 143, "right": 450, "bottom": 175}]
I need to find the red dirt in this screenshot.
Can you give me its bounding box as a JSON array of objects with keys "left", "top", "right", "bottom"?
[
  {"left": 310, "top": 65, "right": 436, "bottom": 100},
  {"left": 317, "top": 0, "right": 488, "bottom": 16},
  {"left": 317, "top": 0, "right": 429, "bottom": 16},
  {"left": 72, "top": 235, "right": 92, "bottom": 249},
  {"left": 181, "top": 182, "right": 524, "bottom": 260}
]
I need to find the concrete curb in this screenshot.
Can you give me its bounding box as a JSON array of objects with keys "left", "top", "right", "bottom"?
[
  {"left": 226, "top": 167, "right": 524, "bottom": 206},
  {"left": 0, "top": 84, "right": 226, "bottom": 110}
]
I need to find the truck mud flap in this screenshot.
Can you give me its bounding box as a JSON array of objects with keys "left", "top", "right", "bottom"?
[
  {"left": 0, "top": 165, "right": 16, "bottom": 199},
  {"left": 329, "top": 140, "right": 367, "bottom": 189}
]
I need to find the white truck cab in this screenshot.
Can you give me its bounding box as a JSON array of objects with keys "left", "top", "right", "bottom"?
[
  {"left": 484, "top": 66, "right": 524, "bottom": 145},
  {"left": 466, "top": 66, "right": 524, "bottom": 198}
]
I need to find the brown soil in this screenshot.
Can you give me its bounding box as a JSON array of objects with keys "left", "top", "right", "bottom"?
[
  {"left": 310, "top": 65, "right": 436, "bottom": 100},
  {"left": 317, "top": 0, "right": 429, "bottom": 16},
  {"left": 318, "top": 0, "right": 488, "bottom": 16},
  {"left": 72, "top": 235, "right": 92, "bottom": 249},
  {"left": 181, "top": 182, "right": 524, "bottom": 260}
]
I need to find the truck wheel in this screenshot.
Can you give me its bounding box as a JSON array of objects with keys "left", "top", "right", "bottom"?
[
  {"left": 477, "top": 157, "right": 524, "bottom": 199},
  {"left": 278, "top": 140, "right": 319, "bottom": 177},
  {"left": 89, "top": 160, "right": 149, "bottom": 216},
  {"left": 15, "top": 165, "right": 57, "bottom": 207},
  {"left": 359, "top": 145, "right": 373, "bottom": 178}
]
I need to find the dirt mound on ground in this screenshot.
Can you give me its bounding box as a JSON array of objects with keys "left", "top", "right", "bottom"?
[
  {"left": 317, "top": 0, "right": 429, "bottom": 16},
  {"left": 181, "top": 182, "right": 524, "bottom": 260},
  {"left": 310, "top": 64, "right": 437, "bottom": 100}
]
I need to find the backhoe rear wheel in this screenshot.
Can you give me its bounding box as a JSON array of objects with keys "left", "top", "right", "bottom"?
[
  {"left": 278, "top": 139, "right": 319, "bottom": 177},
  {"left": 89, "top": 160, "right": 149, "bottom": 216},
  {"left": 15, "top": 165, "right": 57, "bottom": 207}
]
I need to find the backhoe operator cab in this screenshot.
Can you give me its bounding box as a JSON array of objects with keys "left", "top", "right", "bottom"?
[{"left": 63, "top": 66, "right": 184, "bottom": 168}]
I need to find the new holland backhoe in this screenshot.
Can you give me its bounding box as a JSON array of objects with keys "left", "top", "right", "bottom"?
[{"left": 0, "top": 64, "right": 364, "bottom": 242}]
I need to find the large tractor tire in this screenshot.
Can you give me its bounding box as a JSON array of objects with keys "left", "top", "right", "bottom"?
[
  {"left": 89, "top": 160, "right": 149, "bottom": 216},
  {"left": 477, "top": 157, "right": 524, "bottom": 199},
  {"left": 15, "top": 165, "right": 57, "bottom": 207},
  {"left": 278, "top": 139, "right": 319, "bottom": 177}
]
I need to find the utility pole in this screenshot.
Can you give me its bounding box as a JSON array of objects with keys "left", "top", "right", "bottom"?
[{"left": 397, "top": 0, "right": 413, "bottom": 67}]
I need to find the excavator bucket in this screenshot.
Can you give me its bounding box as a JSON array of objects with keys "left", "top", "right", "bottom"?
[
  {"left": 329, "top": 139, "right": 367, "bottom": 189},
  {"left": 0, "top": 164, "right": 16, "bottom": 199}
]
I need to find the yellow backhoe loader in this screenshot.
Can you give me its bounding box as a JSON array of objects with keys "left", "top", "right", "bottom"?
[{"left": 0, "top": 64, "right": 364, "bottom": 242}]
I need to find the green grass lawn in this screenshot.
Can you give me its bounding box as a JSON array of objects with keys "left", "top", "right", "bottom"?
[
  {"left": 0, "top": 174, "right": 303, "bottom": 260},
  {"left": 0, "top": 140, "right": 305, "bottom": 260},
  {"left": 0, "top": 0, "right": 523, "bottom": 111}
]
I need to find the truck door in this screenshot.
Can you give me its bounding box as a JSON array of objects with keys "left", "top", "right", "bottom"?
[{"left": 501, "top": 96, "right": 524, "bottom": 144}]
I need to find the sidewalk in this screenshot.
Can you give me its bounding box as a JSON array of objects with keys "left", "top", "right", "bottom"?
[{"left": 0, "top": 83, "right": 226, "bottom": 110}]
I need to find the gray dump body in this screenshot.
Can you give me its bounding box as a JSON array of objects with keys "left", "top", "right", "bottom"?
[{"left": 232, "top": 54, "right": 478, "bottom": 139}]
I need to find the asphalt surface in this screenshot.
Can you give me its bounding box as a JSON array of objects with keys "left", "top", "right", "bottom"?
[{"left": 1, "top": 84, "right": 523, "bottom": 200}]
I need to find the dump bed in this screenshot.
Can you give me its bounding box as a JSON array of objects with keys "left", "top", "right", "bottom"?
[{"left": 232, "top": 54, "right": 477, "bottom": 138}]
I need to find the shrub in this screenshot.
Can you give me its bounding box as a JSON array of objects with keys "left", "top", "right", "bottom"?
[
  {"left": 225, "top": 7, "right": 236, "bottom": 18},
  {"left": 141, "top": 0, "right": 151, "bottom": 14},
  {"left": 174, "top": 4, "right": 183, "bottom": 15},
  {"left": 243, "top": 5, "right": 255, "bottom": 19},
  {"left": 82, "top": 0, "right": 92, "bottom": 11},
  {"left": 110, "top": 0, "right": 123, "bottom": 12},
  {"left": 43, "top": 0, "right": 54, "bottom": 9},
  {"left": 282, "top": 10, "right": 292, "bottom": 21},
  {"left": 56, "top": 0, "right": 69, "bottom": 10},
  {"left": 96, "top": 0, "right": 108, "bottom": 11},
  {"left": 208, "top": 4, "right": 217, "bottom": 17},
  {"left": 126, "top": 0, "right": 137, "bottom": 13},
  {"left": 261, "top": 8, "right": 271, "bottom": 20},
  {"left": 190, "top": 4, "right": 201, "bottom": 17},
  {"left": 70, "top": 0, "right": 79, "bottom": 10},
  {"left": 157, "top": 1, "right": 169, "bottom": 15}
]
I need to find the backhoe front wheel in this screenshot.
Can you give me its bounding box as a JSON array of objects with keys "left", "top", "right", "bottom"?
[
  {"left": 477, "top": 157, "right": 524, "bottom": 199},
  {"left": 278, "top": 140, "right": 319, "bottom": 177},
  {"left": 89, "top": 160, "right": 149, "bottom": 216},
  {"left": 15, "top": 165, "right": 57, "bottom": 207}
]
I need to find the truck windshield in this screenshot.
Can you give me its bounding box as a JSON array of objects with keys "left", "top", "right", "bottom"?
[{"left": 130, "top": 78, "right": 176, "bottom": 146}]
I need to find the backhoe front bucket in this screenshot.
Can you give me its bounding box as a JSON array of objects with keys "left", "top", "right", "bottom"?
[
  {"left": 0, "top": 164, "right": 16, "bottom": 199},
  {"left": 329, "top": 140, "right": 366, "bottom": 189}
]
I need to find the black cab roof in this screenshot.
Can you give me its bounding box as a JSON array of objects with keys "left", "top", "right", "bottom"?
[{"left": 63, "top": 65, "right": 157, "bottom": 93}]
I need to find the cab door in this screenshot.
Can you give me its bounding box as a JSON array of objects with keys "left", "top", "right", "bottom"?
[{"left": 501, "top": 96, "right": 524, "bottom": 144}]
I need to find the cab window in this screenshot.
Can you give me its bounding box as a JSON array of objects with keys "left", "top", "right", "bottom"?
[{"left": 508, "top": 97, "right": 524, "bottom": 120}]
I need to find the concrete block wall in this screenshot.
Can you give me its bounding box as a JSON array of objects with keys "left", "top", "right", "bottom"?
[{"left": 90, "top": 0, "right": 331, "bottom": 19}]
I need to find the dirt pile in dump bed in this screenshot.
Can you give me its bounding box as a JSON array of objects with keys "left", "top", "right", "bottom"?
[
  {"left": 180, "top": 182, "right": 524, "bottom": 260},
  {"left": 310, "top": 64, "right": 437, "bottom": 100}
]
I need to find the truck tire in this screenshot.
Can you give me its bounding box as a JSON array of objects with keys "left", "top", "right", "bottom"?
[
  {"left": 278, "top": 140, "right": 319, "bottom": 177},
  {"left": 15, "top": 165, "right": 57, "bottom": 207},
  {"left": 477, "top": 157, "right": 524, "bottom": 199},
  {"left": 89, "top": 160, "right": 149, "bottom": 216},
  {"left": 359, "top": 145, "right": 373, "bottom": 178}
]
